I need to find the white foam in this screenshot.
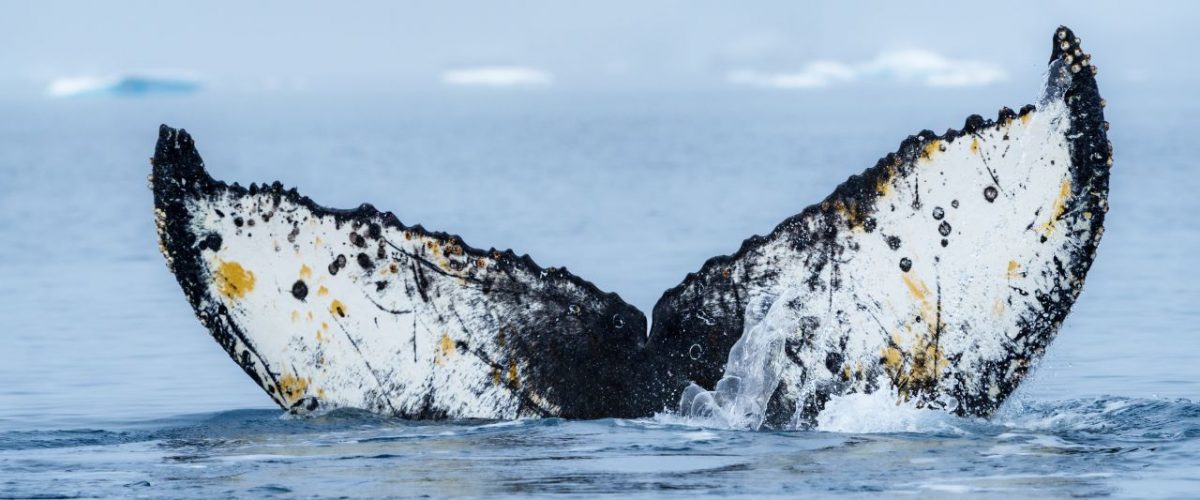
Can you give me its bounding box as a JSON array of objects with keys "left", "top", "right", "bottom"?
[
  {"left": 815, "top": 391, "right": 961, "bottom": 434},
  {"left": 681, "top": 430, "right": 720, "bottom": 442}
]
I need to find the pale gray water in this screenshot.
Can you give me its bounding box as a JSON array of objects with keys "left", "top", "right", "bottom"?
[{"left": 0, "top": 87, "right": 1197, "bottom": 497}]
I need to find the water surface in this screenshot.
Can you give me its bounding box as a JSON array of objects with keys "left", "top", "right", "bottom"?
[{"left": 0, "top": 87, "right": 1196, "bottom": 497}]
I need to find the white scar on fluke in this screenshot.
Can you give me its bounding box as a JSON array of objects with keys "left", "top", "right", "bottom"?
[{"left": 151, "top": 27, "right": 1110, "bottom": 427}]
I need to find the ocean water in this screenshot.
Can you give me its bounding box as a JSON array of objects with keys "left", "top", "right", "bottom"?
[{"left": 0, "top": 85, "right": 1197, "bottom": 497}]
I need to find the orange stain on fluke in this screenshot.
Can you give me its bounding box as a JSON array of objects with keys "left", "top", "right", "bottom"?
[
  {"left": 1042, "top": 179, "right": 1072, "bottom": 236},
  {"left": 436, "top": 332, "right": 456, "bottom": 366},
  {"left": 215, "top": 260, "right": 255, "bottom": 299},
  {"left": 882, "top": 345, "right": 902, "bottom": 369},
  {"left": 277, "top": 373, "right": 310, "bottom": 404},
  {"left": 901, "top": 273, "right": 929, "bottom": 301},
  {"left": 508, "top": 360, "right": 519, "bottom": 386},
  {"left": 330, "top": 300, "right": 347, "bottom": 317},
  {"left": 921, "top": 139, "right": 942, "bottom": 160}
]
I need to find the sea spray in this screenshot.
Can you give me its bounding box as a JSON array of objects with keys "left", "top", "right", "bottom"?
[
  {"left": 673, "top": 288, "right": 960, "bottom": 431},
  {"left": 677, "top": 292, "right": 794, "bottom": 429}
]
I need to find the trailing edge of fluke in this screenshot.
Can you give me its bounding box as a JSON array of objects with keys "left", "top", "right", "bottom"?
[{"left": 151, "top": 26, "right": 1110, "bottom": 427}]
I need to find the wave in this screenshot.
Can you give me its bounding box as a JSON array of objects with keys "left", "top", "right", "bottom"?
[
  {"left": 1, "top": 396, "right": 1195, "bottom": 453},
  {"left": 658, "top": 394, "right": 1200, "bottom": 444}
]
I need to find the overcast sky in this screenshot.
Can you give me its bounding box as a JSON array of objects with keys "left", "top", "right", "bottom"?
[{"left": 1, "top": 1, "right": 1194, "bottom": 95}]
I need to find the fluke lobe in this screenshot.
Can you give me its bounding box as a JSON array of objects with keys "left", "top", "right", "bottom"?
[{"left": 151, "top": 26, "right": 1109, "bottom": 427}]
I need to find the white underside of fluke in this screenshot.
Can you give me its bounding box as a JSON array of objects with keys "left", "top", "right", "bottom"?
[
  {"left": 186, "top": 200, "right": 549, "bottom": 418},
  {"left": 682, "top": 86, "right": 1090, "bottom": 428},
  {"left": 156, "top": 27, "right": 1108, "bottom": 424}
]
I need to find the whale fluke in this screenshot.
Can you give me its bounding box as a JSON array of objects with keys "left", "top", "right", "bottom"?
[
  {"left": 151, "top": 125, "right": 650, "bottom": 419},
  {"left": 152, "top": 26, "right": 1109, "bottom": 425},
  {"left": 653, "top": 26, "right": 1110, "bottom": 427}
]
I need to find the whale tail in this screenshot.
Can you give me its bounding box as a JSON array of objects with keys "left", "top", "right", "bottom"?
[
  {"left": 658, "top": 26, "right": 1110, "bottom": 427},
  {"left": 152, "top": 26, "right": 1109, "bottom": 425},
  {"left": 151, "top": 125, "right": 655, "bottom": 418}
]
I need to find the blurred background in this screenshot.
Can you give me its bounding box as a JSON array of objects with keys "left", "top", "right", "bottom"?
[{"left": 0, "top": 0, "right": 1196, "bottom": 427}]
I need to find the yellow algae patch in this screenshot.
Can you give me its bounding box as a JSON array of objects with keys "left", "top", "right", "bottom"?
[
  {"left": 899, "top": 273, "right": 939, "bottom": 342},
  {"left": 1007, "top": 260, "right": 1021, "bottom": 279},
  {"left": 1020, "top": 112, "right": 1033, "bottom": 125},
  {"left": 901, "top": 274, "right": 929, "bottom": 301},
  {"left": 882, "top": 346, "right": 903, "bottom": 371},
  {"left": 1041, "top": 179, "right": 1072, "bottom": 235},
  {"left": 993, "top": 298, "right": 1006, "bottom": 317},
  {"left": 909, "top": 336, "right": 949, "bottom": 389},
  {"left": 277, "top": 373, "right": 310, "bottom": 404},
  {"left": 881, "top": 334, "right": 949, "bottom": 401},
  {"left": 291, "top": 310, "right": 300, "bottom": 322},
  {"left": 875, "top": 162, "right": 896, "bottom": 197},
  {"left": 215, "top": 260, "right": 256, "bottom": 299},
  {"left": 507, "top": 360, "right": 520, "bottom": 386},
  {"left": 833, "top": 199, "right": 865, "bottom": 229},
  {"left": 876, "top": 177, "right": 892, "bottom": 197},
  {"left": 299, "top": 265, "right": 312, "bottom": 279},
  {"left": 330, "top": 299, "right": 347, "bottom": 318},
  {"left": 492, "top": 366, "right": 502, "bottom": 385},
  {"left": 970, "top": 137, "right": 980, "bottom": 155},
  {"left": 921, "top": 139, "right": 942, "bottom": 160},
  {"left": 435, "top": 332, "right": 456, "bottom": 366},
  {"left": 888, "top": 273, "right": 940, "bottom": 398},
  {"left": 317, "top": 285, "right": 329, "bottom": 297}
]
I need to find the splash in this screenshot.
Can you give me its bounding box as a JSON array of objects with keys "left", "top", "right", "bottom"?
[
  {"left": 814, "top": 391, "right": 963, "bottom": 434},
  {"left": 672, "top": 289, "right": 961, "bottom": 432},
  {"left": 675, "top": 292, "right": 795, "bottom": 430}
]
